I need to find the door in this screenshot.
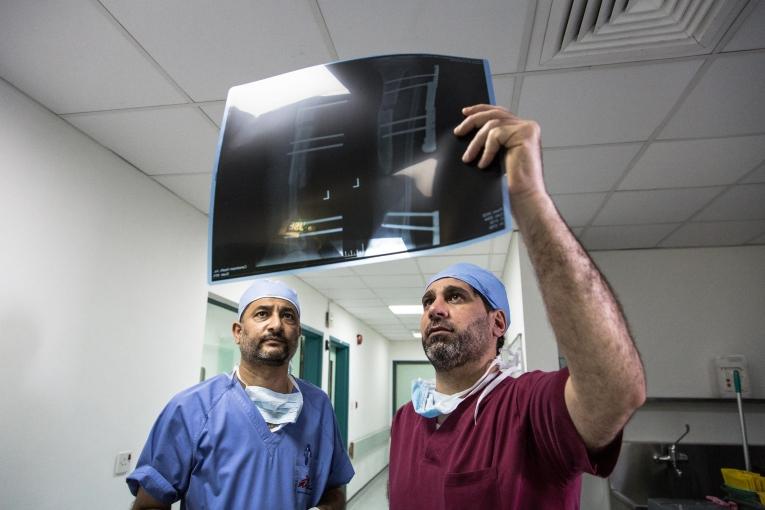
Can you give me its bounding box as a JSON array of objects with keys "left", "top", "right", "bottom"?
[
  {"left": 201, "top": 297, "right": 240, "bottom": 381},
  {"left": 393, "top": 361, "right": 435, "bottom": 416},
  {"left": 301, "top": 327, "right": 323, "bottom": 387},
  {"left": 329, "top": 338, "right": 349, "bottom": 449}
]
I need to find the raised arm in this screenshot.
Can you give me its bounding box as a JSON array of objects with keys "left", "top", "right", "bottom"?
[{"left": 455, "top": 104, "right": 646, "bottom": 449}]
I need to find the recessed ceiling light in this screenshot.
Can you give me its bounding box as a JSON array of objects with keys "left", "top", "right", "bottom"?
[
  {"left": 412, "top": 331, "right": 422, "bottom": 339},
  {"left": 388, "top": 305, "right": 422, "bottom": 315}
]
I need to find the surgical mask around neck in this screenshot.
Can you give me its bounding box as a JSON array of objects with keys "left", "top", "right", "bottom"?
[
  {"left": 236, "top": 367, "right": 303, "bottom": 425},
  {"left": 411, "top": 356, "right": 517, "bottom": 420}
]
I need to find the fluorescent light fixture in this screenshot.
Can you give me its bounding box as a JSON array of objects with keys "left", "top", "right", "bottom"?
[
  {"left": 388, "top": 305, "right": 423, "bottom": 315},
  {"left": 412, "top": 331, "right": 422, "bottom": 339},
  {"left": 229, "top": 65, "right": 350, "bottom": 118}
]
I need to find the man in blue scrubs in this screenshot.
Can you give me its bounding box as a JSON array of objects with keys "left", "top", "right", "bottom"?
[{"left": 128, "top": 280, "right": 354, "bottom": 509}]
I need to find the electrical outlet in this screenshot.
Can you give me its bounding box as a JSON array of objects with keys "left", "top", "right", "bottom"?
[
  {"left": 114, "top": 451, "right": 132, "bottom": 476},
  {"left": 715, "top": 355, "right": 751, "bottom": 398}
]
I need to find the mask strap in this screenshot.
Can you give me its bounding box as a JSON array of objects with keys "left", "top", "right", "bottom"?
[{"left": 472, "top": 364, "right": 523, "bottom": 424}]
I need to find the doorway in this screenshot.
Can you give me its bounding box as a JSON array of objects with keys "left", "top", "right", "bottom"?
[
  {"left": 392, "top": 361, "right": 435, "bottom": 416},
  {"left": 329, "top": 338, "right": 349, "bottom": 449},
  {"left": 300, "top": 327, "right": 323, "bottom": 387}
]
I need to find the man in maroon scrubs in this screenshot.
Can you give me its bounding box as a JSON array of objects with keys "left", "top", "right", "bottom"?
[{"left": 388, "top": 105, "right": 647, "bottom": 509}]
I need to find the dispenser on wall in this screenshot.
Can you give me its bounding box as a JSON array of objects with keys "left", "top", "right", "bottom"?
[{"left": 715, "top": 355, "right": 751, "bottom": 398}]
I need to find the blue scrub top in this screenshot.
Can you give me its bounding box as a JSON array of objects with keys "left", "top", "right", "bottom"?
[{"left": 127, "top": 372, "right": 354, "bottom": 509}]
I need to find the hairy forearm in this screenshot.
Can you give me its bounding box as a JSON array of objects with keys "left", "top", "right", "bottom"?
[
  {"left": 316, "top": 486, "right": 346, "bottom": 510},
  {"left": 514, "top": 192, "right": 646, "bottom": 445}
]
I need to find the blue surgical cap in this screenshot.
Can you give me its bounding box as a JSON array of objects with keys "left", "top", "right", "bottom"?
[
  {"left": 425, "top": 262, "right": 510, "bottom": 332},
  {"left": 237, "top": 279, "right": 301, "bottom": 320}
]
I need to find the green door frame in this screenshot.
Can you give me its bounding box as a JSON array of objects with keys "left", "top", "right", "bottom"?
[
  {"left": 392, "top": 361, "right": 433, "bottom": 416},
  {"left": 329, "top": 337, "right": 350, "bottom": 449},
  {"left": 301, "top": 326, "right": 323, "bottom": 388}
]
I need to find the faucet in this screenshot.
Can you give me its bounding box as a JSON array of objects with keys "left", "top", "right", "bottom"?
[{"left": 654, "top": 424, "right": 690, "bottom": 477}]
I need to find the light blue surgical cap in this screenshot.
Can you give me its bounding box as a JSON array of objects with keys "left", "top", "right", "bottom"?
[
  {"left": 426, "top": 262, "right": 510, "bottom": 332},
  {"left": 237, "top": 279, "right": 301, "bottom": 320}
]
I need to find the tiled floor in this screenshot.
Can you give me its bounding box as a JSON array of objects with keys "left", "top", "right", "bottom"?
[{"left": 347, "top": 467, "right": 389, "bottom": 510}]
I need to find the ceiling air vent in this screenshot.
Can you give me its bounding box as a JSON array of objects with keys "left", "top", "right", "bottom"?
[{"left": 528, "top": 0, "right": 748, "bottom": 69}]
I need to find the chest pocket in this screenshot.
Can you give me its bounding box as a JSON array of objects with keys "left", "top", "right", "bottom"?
[
  {"left": 443, "top": 466, "right": 500, "bottom": 510},
  {"left": 294, "top": 443, "right": 315, "bottom": 505}
]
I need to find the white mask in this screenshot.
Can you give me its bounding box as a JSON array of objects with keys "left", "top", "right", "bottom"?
[
  {"left": 236, "top": 368, "right": 303, "bottom": 425},
  {"left": 411, "top": 356, "right": 520, "bottom": 422}
]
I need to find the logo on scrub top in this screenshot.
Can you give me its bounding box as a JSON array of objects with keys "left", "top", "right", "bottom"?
[{"left": 296, "top": 444, "right": 313, "bottom": 494}]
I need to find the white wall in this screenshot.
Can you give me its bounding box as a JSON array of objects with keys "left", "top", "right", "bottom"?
[
  {"left": 517, "top": 237, "right": 561, "bottom": 371},
  {"left": 0, "top": 80, "right": 209, "bottom": 508},
  {"left": 516, "top": 241, "right": 765, "bottom": 441},
  {"left": 516, "top": 241, "right": 765, "bottom": 508},
  {"left": 591, "top": 246, "right": 765, "bottom": 446},
  {"left": 0, "top": 76, "right": 393, "bottom": 506},
  {"left": 592, "top": 246, "right": 765, "bottom": 399},
  {"left": 503, "top": 231, "right": 527, "bottom": 368},
  {"left": 209, "top": 276, "right": 393, "bottom": 497}
]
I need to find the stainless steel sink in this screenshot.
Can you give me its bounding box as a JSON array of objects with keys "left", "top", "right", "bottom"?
[{"left": 609, "top": 442, "right": 765, "bottom": 510}]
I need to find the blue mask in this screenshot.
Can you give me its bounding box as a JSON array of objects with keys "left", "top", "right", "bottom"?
[
  {"left": 411, "top": 379, "right": 464, "bottom": 418},
  {"left": 411, "top": 356, "right": 517, "bottom": 420},
  {"left": 237, "top": 369, "right": 303, "bottom": 425}
]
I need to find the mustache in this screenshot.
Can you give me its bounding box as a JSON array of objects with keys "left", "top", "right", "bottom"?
[
  {"left": 259, "top": 333, "right": 287, "bottom": 344},
  {"left": 424, "top": 320, "right": 455, "bottom": 338}
]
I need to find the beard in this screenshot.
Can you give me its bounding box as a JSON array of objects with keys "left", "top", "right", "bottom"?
[
  {"left": 239, "top": 332, "right": 293, "bottom": 367},
  {"left": 422, "top": 314, "right": 491, "bottom": 371}
]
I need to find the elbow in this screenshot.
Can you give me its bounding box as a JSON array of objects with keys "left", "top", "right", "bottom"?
[{"left": 625, "top": 372, "right": 647, "bottom": 415}]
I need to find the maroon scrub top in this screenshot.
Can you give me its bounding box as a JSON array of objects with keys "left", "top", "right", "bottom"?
[{"left": 388, "top": 369, "right": 622, "bottom": 509}]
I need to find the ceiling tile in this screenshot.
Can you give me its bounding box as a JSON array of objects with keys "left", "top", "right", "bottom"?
[
  {"left": 347, "top": 308, "right": 394, "bottom": 319},
  {"left": 749, "top": 231, "right": 765, "bottom": 245},
  {"left": 660, "top": 53, "right": 765, "bottom": 139},
  {"left": 100, "top": 0, "right": 334, "bottom": 101},
  {"left": 0, "top": 2, "right": 186, "bottom": 113},
  {"left": 364, "top": 317, "right": 404, "bottom": 327},
  {"left": 620, "top": 136, "right": 765, "bottom": 190},
  {"left": 489, "top": 253, "right": 506, "bottom": 272},
  {"left": 551, "top": 193, "right": 608, "bottom": 227},
  {"left": 492, "top": 76, "right": 515, "bottom": 109},
  {"left": 724, "top": 1, "right": 765, "bottom": 52},
  {"left": 694, "top": 184, "right": 765, "bottom": 221},
  {"left": 299, "top": 266, "right": 358, "bottom": 277},
  {"left": 491, "top": 232, "right": 512, "bottom": 253},
  {"left": 298, "top": 275, "right": 367, "bottom": 289},
  {"left": 361, "top": 274, "right": 426, "bottom": 288},
  {"left": 440, "top": 238, "right": 494, "bottom": 256},
  {"left": 544, "top": 144, "right": 642, "bottom": 193},
  {"left": 518, "top": 60, "right": 702, "bottom": 146},
  {"left": 398, "top": 316, "right": 423, "bottom": 328},
  {"left": 351, "top": 258, "right": 421, "bottom": 275},
  {"left": 416, "top": 255, "right": 490, "bottom": 275},
  {"left": 320, "top": 287, "right": 377, "bottom": 300},
  {"left": 742, "top": 163, "right": 765, "bottom": 184},
  {"left": 66, "top": 107, "right": 219, "bottom": 175},
  {"left": 373, "top": 287, "right": 424, "bottom": 301},
  {"left": 334, "top": 298, "right": 384, "bottom": 308},
  {"left": 200, "top": 102, "right": 226, "bottom": 127},
  {"left": 319, "top": 0, "right": 533, "bottom": 74},
  {"left": 153, "top": 173, "right": 212, "bottom": 214},
  {"left": 593, "top": 188, "right": 724, "bottom": 225},
  {"left": 660, "top": 220, "right": 765, "bottom": 248},
  {"left": 581, "top": 224, "right": 679, "bottom": 251}
]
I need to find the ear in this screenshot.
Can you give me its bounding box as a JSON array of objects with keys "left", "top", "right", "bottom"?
[
  {"left": 490, "top": 310, "right": 507, "bottom": 338},
  {"left": 232, "top": 321, "right": 243, "bottom": 345}
]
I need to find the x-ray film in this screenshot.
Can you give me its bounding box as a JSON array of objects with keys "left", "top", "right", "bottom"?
[{"left": 209, "top": 54, "right": 510, "bottom": 282}]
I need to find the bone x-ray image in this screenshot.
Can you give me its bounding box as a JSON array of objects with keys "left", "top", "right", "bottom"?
[{"left": 209, "top": 54, "right": 509, "bottom": 282}]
